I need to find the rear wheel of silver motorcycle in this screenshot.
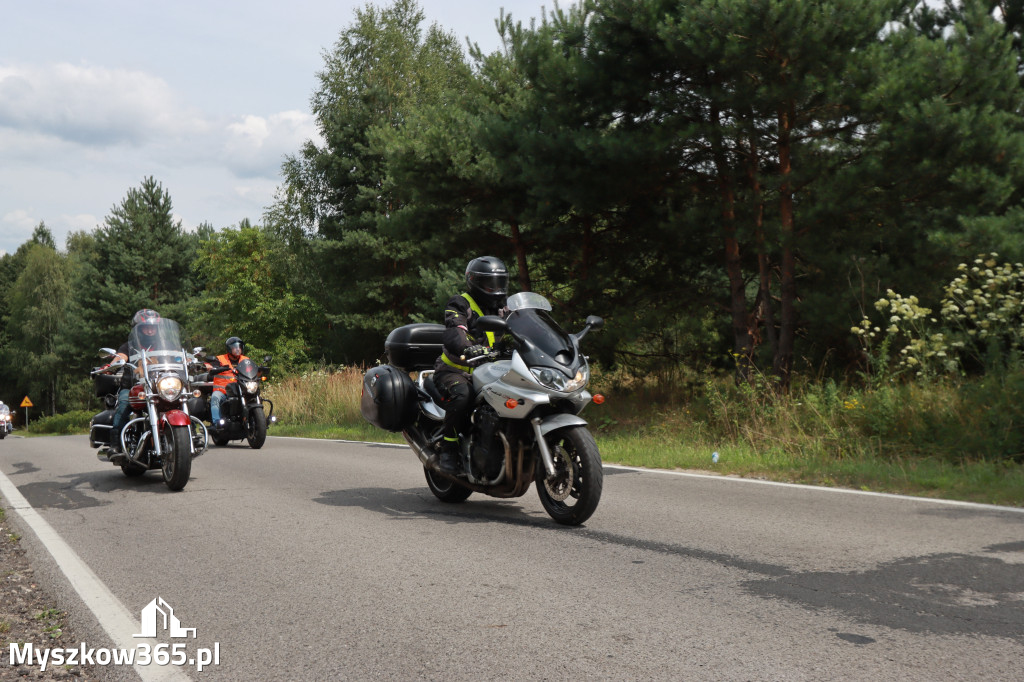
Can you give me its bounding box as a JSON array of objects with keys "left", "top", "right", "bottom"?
[
  {"left": 161, "top": 425, "right": 192, "bottom": 491},
  {"left": 424, "top": 468, "right": 473, "bottom": 503},
  {"left": 536, "top": 426, "right": 603, "bottom": 526},
  {"left": 246, "top": 407, "right": 267, "bottom": 449}
]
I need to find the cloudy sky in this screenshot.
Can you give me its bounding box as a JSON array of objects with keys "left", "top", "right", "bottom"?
[{"left": 0, "top": 1, "right": 549, "bottom": 255}]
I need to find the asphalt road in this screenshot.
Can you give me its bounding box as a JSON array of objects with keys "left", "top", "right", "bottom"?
[{"left": 1, "top": 434, "right": 1023, "bottom": 680}]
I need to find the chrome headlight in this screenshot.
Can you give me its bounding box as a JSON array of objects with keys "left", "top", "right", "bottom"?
[
  {"left": 156, "top": 375, "right": 183, "bottom": 401},
  {"left": 531, "top": 365, "right": 589, "bottom": 393},
  {"left": 243, "top": 380, "right": 260, "bottom": 394}
]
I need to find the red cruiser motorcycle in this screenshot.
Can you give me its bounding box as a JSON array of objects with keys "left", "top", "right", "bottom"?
[{"left": 89, "top": 318, "right": 208, "bottom": 491}]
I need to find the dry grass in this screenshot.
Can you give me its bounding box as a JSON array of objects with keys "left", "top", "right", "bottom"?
[{"left": 262, "top": 366, "right": 366, "bottom": 426}]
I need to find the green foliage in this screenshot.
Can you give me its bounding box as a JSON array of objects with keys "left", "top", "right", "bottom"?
[
  {"left": 2, "top": 240, "right": 72, "bottom": 414},
  {"left": 191, "top": 221, "right": 322, "bottom": 369},
  {"left": 24, "top": 410, "right": 93, "bottom": 435}
]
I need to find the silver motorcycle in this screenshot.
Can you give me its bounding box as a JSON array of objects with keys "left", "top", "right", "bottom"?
[{"left": 362, "top": 292, "right": 605, "bottom": 526}]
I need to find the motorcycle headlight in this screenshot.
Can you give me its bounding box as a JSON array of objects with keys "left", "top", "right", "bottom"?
[
  {"left": 243, "top": 380, "right": 260, "bottom": 394},
  {"left": 531, "top": 365, "right": 589, "bottom": 392},
  {"left": 156, "top": 375, "right": 183, "bottom": 401}
]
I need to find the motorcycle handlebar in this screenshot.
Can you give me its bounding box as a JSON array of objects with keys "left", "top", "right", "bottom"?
[{"left": 461, "top": 350, "right": 503, "bottom": 367}]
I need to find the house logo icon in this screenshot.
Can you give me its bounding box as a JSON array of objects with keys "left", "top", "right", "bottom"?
[{"left": 133, "top": 597, "right": 197, "bottom": 639}]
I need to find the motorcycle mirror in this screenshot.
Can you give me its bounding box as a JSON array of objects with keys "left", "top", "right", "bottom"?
[
  {"left": 573, "top": 316, "right": 604, "bottom": 342},
  {"left": 474, "top": 315, "right": 508, "bottom": 334},
  {"left": 193, "top": 346, "right": 205, "bottom": 355},
  {"left": 98, "top": 347, "right": 118, "bottom": 357},
  {"left": 264, "top": 355, "right": 272, "bottom": 364}
]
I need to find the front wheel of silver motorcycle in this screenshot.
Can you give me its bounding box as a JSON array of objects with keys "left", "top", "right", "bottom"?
[{"left": 536, "top": 426, "right": 603, "bottom": 526}]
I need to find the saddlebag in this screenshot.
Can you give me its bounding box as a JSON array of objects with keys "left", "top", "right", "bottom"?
[
  {"left": 360, "top": 364, "right": 416, "bottom": 432},
  {"left": 93, "top": 372, "right": 119, "bottom": 397},
  {"left": 385, "top": 323, "right": 444, "bottom": 371},
  {"left": 187, "top": 396, "right": 209, "bottom": 421},
  {"left": 89, "top": 409, "right": 114, "bottom": 448}
]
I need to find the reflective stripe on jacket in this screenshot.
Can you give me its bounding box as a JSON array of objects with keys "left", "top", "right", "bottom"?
[
  {"left": 439, "top": 292, "right": 497, "bottom": 374},
  {"left": 212, "top": 353, "right": 249, "bottom": 394}
]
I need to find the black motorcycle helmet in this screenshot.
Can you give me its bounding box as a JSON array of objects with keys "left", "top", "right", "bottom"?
[
  {"left": 225, "top": 336, "right": 245, "bottom": 359},
  {"left": 465, "top": 256, "right": 509, "bottom": 308}
]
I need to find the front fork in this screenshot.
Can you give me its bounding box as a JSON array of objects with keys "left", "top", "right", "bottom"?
[
  {"left": 148, "top": 401, "right": 163, "bottom": 457},
  {"left": 123, "top": 399, "right": 204, "bottom": 461},
  {"left": 531, "top": 418, "right": 558, "bottom": 479},
  {"left": 531, "top": 414, "right": 589, "bottom": 480}
]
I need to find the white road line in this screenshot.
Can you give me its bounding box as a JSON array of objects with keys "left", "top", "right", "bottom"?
[
  {"left": 0, "top": 469, "right": 192, "bottom": 681},
  {"left": 272, "top": 434, "right": 1024, "bottom": 513},
  {"left": 601, "top": 463, "right": 1024, "bottom": 513}
]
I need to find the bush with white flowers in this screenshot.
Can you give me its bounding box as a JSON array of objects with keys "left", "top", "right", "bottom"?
[{"left": 853, "top": 254, "right": 1024, "bottom": 378}]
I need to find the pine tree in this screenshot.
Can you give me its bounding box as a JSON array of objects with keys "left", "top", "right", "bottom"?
[
  {"left": 65, "top": 177, "right": 201, "bottom": 364},
  {"left": 273, "top": 0, "right": 472, "bottom": 363}
]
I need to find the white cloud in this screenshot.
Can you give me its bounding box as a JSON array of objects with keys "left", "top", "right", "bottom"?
[
  {"left": 0, "top": 209, "right": 41, "bottom": 255},
  {"left": 221, "top": 110, "right": 320, "bottom": 178},
  {"left": 2, "top": 208, "right": 36, "bottom": 230},
  {"left": 0, "top": 62, "right": 207, "bottom": 147},
  {"left": 0, "top": 61, "right": 320, "bottom": 251},
  {"left": 60, "top": 213, "right": 101, "bottom": 232}
]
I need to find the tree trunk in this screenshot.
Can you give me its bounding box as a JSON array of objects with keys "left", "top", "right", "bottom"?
[
  {"left": 773, "top": 100, "right": 797, "bottom": 391},
  {"left": 712, "top": 105, "right": 752, "bottom": 382},
  {"left": 509, "top": 220, "right": 532, "bottom": 292},
  {"left": 747, "top": 129, "right": 778, "bottom": 358}
]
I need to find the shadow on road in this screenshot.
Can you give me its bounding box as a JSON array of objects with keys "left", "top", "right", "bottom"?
[
  {"left": 314, "top": 486, "right": 542, "bottom": 526},
  {"left": 744, "top": 542, "right": 1024, "bottom": 641},
  {"left": 10, "top": 462, "right": 182, "bottom": 510}
]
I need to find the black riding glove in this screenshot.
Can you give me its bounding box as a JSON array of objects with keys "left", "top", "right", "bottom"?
[
  {"left": 463, "top": 344, "right": 488, "bottom": 359},
  {"left": 463, "top": 344, "right": 491, "bottom": 367}
]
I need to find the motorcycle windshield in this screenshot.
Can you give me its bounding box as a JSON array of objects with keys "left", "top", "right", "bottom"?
[
  {"left": 129, "top": 318, "right": 186, "bottom": 367},
  {"left": 506, "top": 306, "right": 578, "bottom": 372},
  {"left": 0, "top": 405, "right": 9, "bottom": 418},
  {"left": 235, "top": 358, "right": 258, "bottom": 380},
  {"left": 506, "top": 291, "right": 552, "bottom": 313}
]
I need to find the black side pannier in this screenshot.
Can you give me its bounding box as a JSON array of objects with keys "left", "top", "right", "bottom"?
[
  {"left": 360, "top": 364, "right": 417, "bottom": 432},
  {"left": 385, "top": 323, "right": 444, "bottom": 371},
  {"left": 93, "top": 372, "right": 120, "bottom": 398}
]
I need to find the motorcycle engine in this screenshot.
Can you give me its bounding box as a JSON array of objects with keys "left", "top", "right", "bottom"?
[{"left": 470, "top": 404, "right": 505, "bottom": 480}]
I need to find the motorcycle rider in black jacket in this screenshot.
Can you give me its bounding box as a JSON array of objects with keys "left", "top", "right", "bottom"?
[
  {"left": 432, "top": 256, "right": 509, "bottom": 475},
  {"left": 100, "top": 308, "right": 161, "bottom": 456}
]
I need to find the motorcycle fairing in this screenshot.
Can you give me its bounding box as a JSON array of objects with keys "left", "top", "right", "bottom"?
[{"left": 476, "top": 357, "right": 556, "bottom": 418}]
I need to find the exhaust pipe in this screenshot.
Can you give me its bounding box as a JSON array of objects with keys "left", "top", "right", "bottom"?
[{"left": 402, "top": 429, "right": 436, "bottom": 469}]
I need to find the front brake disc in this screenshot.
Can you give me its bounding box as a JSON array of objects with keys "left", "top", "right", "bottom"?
[{"left": 543, "top": 448, "right": 575, "bottom": 502}]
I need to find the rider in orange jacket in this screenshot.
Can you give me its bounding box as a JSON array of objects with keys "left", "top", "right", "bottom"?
[{"left": 210, "top": 336, "right": 249, "bottom": 428}]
